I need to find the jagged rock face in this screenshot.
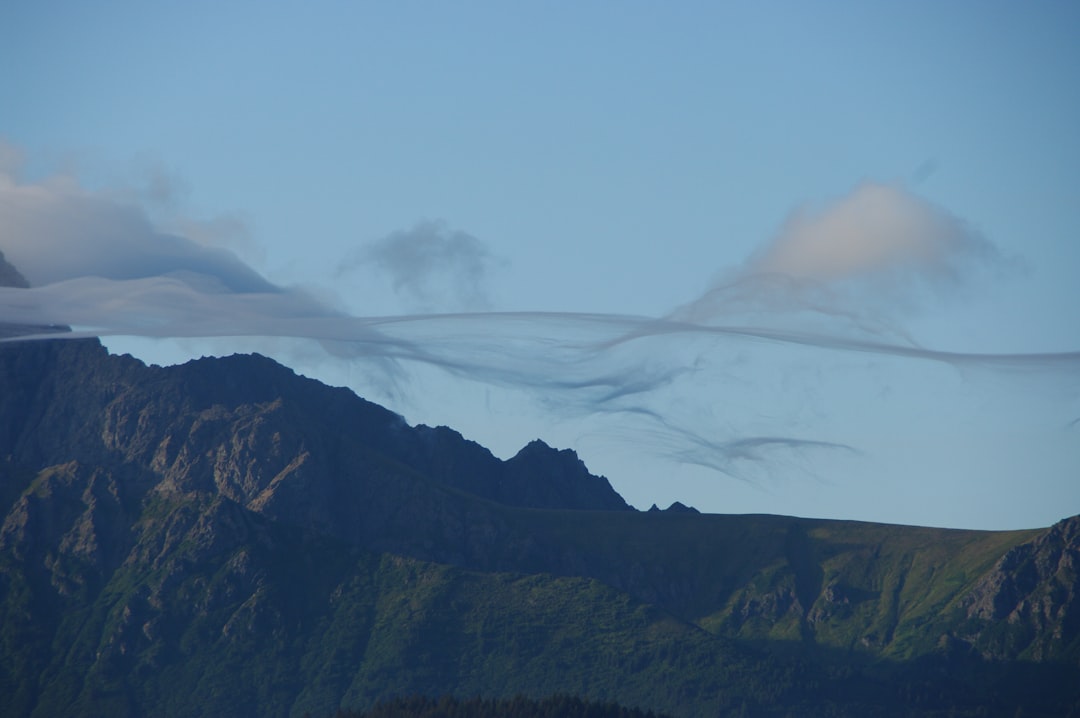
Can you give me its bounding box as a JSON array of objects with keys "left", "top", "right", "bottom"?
[
  {"left": 958, "top": 515, "right": 1080, "bottom": 661},
  {"left": 0, "top": 340, "right": 629, "bottom": 515},
  {"left": 0, "top": 338, "right": 632, "bottom": 579},
  {"left": 0, "top": 461, "right": 145, "bottom": 597}
]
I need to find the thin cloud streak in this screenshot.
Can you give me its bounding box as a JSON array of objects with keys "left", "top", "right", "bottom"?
[{"left": 4, "top": 283, "right": 1076, "bottom": 374}]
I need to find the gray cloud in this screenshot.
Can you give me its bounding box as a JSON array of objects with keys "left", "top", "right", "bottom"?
[
  {"left": 340, "top": 220, "right": 499, "bottom": 312},
  {"left": 124, "top": 158, "right": 262, "bottom": 262},
  {"left": 0, "top": 154, "right": 271, "bottom": 294},
  {"left": 2, "top": 160, "right": 1077, "bottom": 484}
]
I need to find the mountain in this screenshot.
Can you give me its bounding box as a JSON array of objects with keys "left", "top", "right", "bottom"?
[{"left": 1, "top": 257, "right": 1078, "bottom": 716}]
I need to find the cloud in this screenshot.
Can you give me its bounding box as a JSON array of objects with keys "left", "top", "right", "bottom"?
[
  {"left": 122, "top": 158, "right": 262, "bottom": 262},
  {"left": 749, "top": 181, "right": 997, "bottom": 285},
  {"left": 2, "top": 157, "right": 1077, "bottom": 486},
  {"left": 0, "top": 165, "right": 275, "bottom": 295},
  {"left": 672, "top": 183, "right": 1011, "bottom": 345},
  {"left": 0, "top": 143, "right": 24, "bottom": 177},
  {"left": 340, "top": 220, "right": 499, "bottom": 311}
]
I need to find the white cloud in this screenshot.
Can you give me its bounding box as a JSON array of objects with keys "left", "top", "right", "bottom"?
[
  {"left": 750, "top": 181, "right": 998, "bottom": 285},
  {"left": 673, "top": 183, "right": 1010, "bottom": 341}
]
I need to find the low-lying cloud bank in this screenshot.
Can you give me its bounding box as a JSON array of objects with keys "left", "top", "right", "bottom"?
[{"left": 1, "top": 150, "right": 1076, "bottom": 479}]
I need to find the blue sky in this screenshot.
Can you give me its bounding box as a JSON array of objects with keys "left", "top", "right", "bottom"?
[{"left": 2, "top": 1, "right": 1078, "bottom": 529}]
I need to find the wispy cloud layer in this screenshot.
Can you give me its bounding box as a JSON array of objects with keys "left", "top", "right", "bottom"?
[{"left": 1, "top": 152, "right": 1076, "bottom": 481}]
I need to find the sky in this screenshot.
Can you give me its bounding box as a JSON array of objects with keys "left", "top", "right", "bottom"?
[{"left": 1, "top": 1, "right": 1078, "bottom": 530}]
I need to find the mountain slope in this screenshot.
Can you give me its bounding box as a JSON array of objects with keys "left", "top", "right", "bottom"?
[{"left": 1, "top": 332, "right": 1078, "bottom": 717}]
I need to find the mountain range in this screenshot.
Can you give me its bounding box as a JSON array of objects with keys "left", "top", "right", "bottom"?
[{"left": 1, "top": 251, "right": 1078, "bottom": 717}]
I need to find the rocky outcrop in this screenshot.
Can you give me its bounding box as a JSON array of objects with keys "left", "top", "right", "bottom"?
[
  {"left": 0, "top": 334, "right": 637, "bottom": 592},
  {"left": 0, "top": 339, "right": 630, "bottom": 516},
  {"left": 0, "top": 463, "right": 119, "bottom": 586},
  {"left": 957, "top": 514, "right": 1080, "bottom": 662}
]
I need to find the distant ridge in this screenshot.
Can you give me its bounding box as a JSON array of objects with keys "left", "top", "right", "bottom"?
[{"left": 648, "top": 501, "right": 700, "bottom": 514}]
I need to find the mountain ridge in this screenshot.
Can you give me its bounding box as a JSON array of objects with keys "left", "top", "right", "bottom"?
[{"left": 1, "top": 253, "right": 1078, "bottom": 716}]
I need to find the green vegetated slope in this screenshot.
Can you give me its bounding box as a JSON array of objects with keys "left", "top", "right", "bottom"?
[
  {"left": 516, "top": 508, "right": 1046, "bottom": 658},
  {"left": 4, "top": 483, "right": 1077, "bottom": 718},
  {"left": 1, "top": 337, "right": 1079, "bottom": 717},
  {"left": 0, "top": 492, "right": 802, "bottom": 718}
]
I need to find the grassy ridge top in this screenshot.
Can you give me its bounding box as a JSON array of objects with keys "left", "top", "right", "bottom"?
[{"left": 491, "top": 505, "right": 1044, "bottom": 653}]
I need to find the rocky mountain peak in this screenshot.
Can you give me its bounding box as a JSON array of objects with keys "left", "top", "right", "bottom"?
[
  {"left": 647, "top": 501, "right": 700, "bottom": 514},
  {"left": 503, "top": 439, "right": 630, "bottom": 512}
]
